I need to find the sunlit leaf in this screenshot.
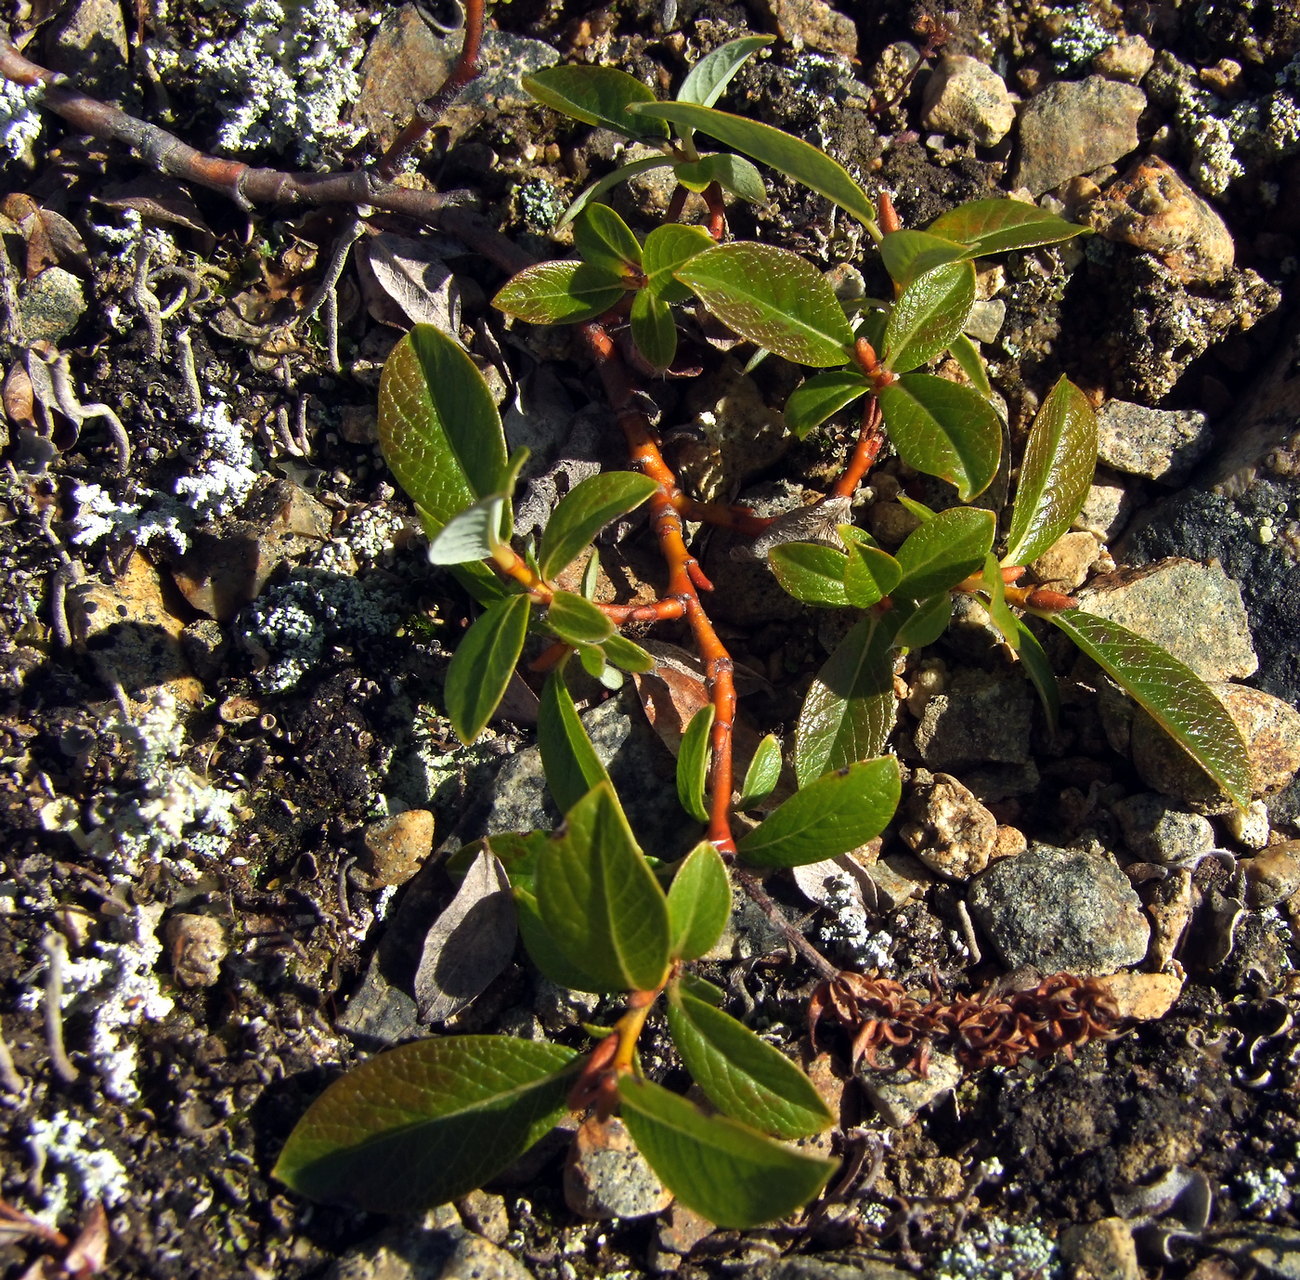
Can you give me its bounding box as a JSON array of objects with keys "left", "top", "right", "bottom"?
[
  {"left": 667, "top": 842, "right": 731, "bottom": 961},
  {"left": 617, "top": 1076, "right": 837, "bottom": 1228},
  {"left": 523, "top": 65, "right": 671, "bottom": 141},
  {"left": 893, "top": 593, "right": 953, "bottom": 648},
  {"left": 602, "top": 632, "right": 656, "bottom": 673},
  {"left": 273, "top": 1036, "right": 577, "bottom": 1212},
  {"left": 676, "top": 243, "right": 855, "bottom": 367},
  {"left": 768, "top": 542, "right": 851, "bottom": 607},
  {"left": 1045, "top": 610, "right": 1252, "bottom": 807},
  {"left": 677, "top": 705, "right": 714, "bottom": 823},
  {"left": 881, "top": 260, "right": 976, "bottom": 373},
  {"left": 676, "top": 35, "right": 774, "bottom": 107},
  {"left": 784, "top": 370, "right": 870, "bottom": 439},
  {"left": 425, "top": 494, "right": 508, "bottom": 565},
  {"left": 573, "top": 203, "right": 643, "bottom": 277},
  {"left": 674, "top": 153, "right": 766, "bottom": 202},
  {"left": 1003, "top": 375, "right": 1098, "bottom": 567},
  {"left": 927, "top": 198, "right": 1087, "bottom": 256},
  {"left": 981, "top": 555, "right": 1060, "bottom": 736},
  {"left": 642, "top": 223, "right": 716, "bottom": 303},
  {"left": 893, "top": 506, "right": 996, "bottom": 601},
  {"left": 842, "top": 541, "right": 903, "bottom": 609},
  {"left": 948, "top": 331, "right": 992, "bottom": 397},
  {"left": 631, "top": 288, "right": 679, "bottom": 370},
  {"left": 879, "top": 229, "right": 971, "bottom": 287},
  {"left": 445, "top": 594, "right": 531, "bottom": 744},
  {"left": 878, "top": 373, "right": 1002, "bottom": 499},
  {"left": 546, "top": 590, "right": 615, "bottom": 646},
  {"left": 737, "top": 733, "right": 782, "bottom": 808},
  {"left": 539, "top": 471, "right": 659, "bottom": 579},
  {"left": 516, "top": 887, "right": 610, "bottom": 990},
  {"left": 493, "top": 260, "right": 626, "bottom": 325}
]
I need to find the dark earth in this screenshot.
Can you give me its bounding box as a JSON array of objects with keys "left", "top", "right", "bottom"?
[{"left": 3, "top": 0, "right": 1300, "bottom": 1276}]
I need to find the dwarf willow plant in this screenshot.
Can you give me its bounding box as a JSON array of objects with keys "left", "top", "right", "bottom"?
[{"left": 276, "top": 36, "right": 1253, "bottom": 1229}]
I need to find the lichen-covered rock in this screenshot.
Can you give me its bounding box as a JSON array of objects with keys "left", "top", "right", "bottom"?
[
  {"left": 1096, "top": 399, "right": 1213, "bottom": 485},
  {"left": 1111, "top": 792, "right": 1215, "bottom": 865}
]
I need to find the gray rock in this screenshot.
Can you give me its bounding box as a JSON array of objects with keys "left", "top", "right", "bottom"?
[
  {"left": 967, "top": 843, "right": 1150, "bottom": 974},
  {"left": 913, "top": 670, "right": 1035, "bottom": 769},
  {"left": 758, "top": 1259, "right": 913, "bottom": 1280},
  {"left": 328, "top": 1226, "right": 534, "bottom": 1280},
  {"left": 1077, "top": 469, "right": 1137, "bottom": 541},
  {"left": 1015, "top": 75, "right": 1146, "bottom": 195},
  {"left": 1111, "top": 793, "right": 1215, "bottom": 864},
  {"left": 564, "top": 1116, "right": 673, "bottom": 1220},
  {"left": 1074, "top": 557, "right": 1257, "bottom": 682},
  {"left": 1096, "top": 400, "right": 1213, "bottom": 485},
  {"left": 859, "top": 1050, "right": 962, "bottom": 1127},
  {"left": 921, "top": 54, "right": 1017, "bottom": 146}
]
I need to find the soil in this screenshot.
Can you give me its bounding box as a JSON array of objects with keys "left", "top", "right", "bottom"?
[{"left": 2, "top": 0, "right": 1300, "bottom": 1277}]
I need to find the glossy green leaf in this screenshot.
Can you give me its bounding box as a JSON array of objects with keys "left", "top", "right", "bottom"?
[
  {"left": 679, "top": 971, "right": 726, "bottom": 1005},
  {"left": 666, "top": 985, "right": 832, "bottom": 1139},
  {"left": 617, "top": 1076, "right": 836, "bottom": 1228},
  {"left": 981, "top": 556, "right": 1060, "bottom": 736},
  {"left": 842, "top": 541, "right": 903, "bottom": 609},
  {"left": 1045, "top": 610, "right": 1253, "bottom": 807},
  {"left": 539, "top": 471, "right": 659, "bottom": 579},
  {"left": 676, "top": 35, "right": 774, "bottom": 107},
  {"left": 893, "top": 593, "right": 953, "bottom": 648},
  {"left": 547, "top": 590, "right": 615, "bottom": 646},
  {"left": 768, "top": 541, "right": 851, "bottom": 607},
  {"left": 631, "top": 101, "right": 877, "bottom": 228},
  {"left": 493, "top": 260, "right": 626, "bottom": 326},
  {"left": 738, "top": 733, "right": 782, "bottom": 808},
  {"left": 274, "top": 1036, "right": 577, "bottom": 1213},
  {"left": 1003, "top": 375, "right": 1098, "bottom": 567},
  {"left": 537, "top": 782, "right": 671, "bottom": 991},
  {"left": 445, "top": 594, "right": 531, "bottom": 743},
  {"left": 673, "top": 152, "right": 766, "bottom": 202},
  {"left": 677, "top": 705, "right": 714, "bottom": 823},
  {"left": 893, "top": 506, "right": 996, "bottom": 601},
  {"left": 516, "top": 886, "right": 611, "bottom": 991},
  {"left": 667, "top": 842, "right": 731, "bottom": 961},
  {"left": 927, "top": 198, "right": 1086, "bottom": 256},
  {"left": 784, "top": 370, "right": 871, "bottom": 439},
  {"left": 538, "top": 667, "right": 611, "bottom": 814},
  {"left": 794, "top": 613, "right": 900, "bottom": 786},
  {"left": 677, "top": 243, "right": 855, "bottom": 367},
  {"left": 523, "top": 65, "right": 671, "bottom": 141},
  {"left": 573, "top": 203, "right": 643, "bottom": 277},
  {"left": 878, "top": 373, "right": 1002, "bottom": 500},
  {"left": 879, "top": 229, "right": 971, "bottom": 287},
  {"left": 896, "top": 494, "right": 937, "bottom": 522},
  {"left": 379, "top": 325, "right": 509, "bottom": 533},
  {"left": 948, "top": 331, "right": 992, "bottom": 397},
  {"left": 882, "top": 260, "right": 977, "bottom": 373},
  {"left": 642, "top": 223, "right": 715, "bottom": 303},
  {"left": 738, "top": 756, "right": 900, "bottom": 867},
  {"left": 631, "top": 288, "right": 679, "bottom": 370},
  {"left": 559, "top": 157, "right": 678, "bottom": 228},
  {"left": 425, "top": 494, "right": 508, "bottom": 565},
  {"left": 602, "top": 631, "right": 656, "bottom": 673}
]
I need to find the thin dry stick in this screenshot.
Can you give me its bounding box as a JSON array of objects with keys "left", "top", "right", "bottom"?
[
  {"left": 40, "top": 933, "right": 78, "bottom": 1084},
  {"left": 0, "top": 1016, "right": 24, "bottom": 1094}
]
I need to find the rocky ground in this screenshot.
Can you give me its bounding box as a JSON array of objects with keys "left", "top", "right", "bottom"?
[{"left": 2, "top": 0, "right": 1300, "bottom": 1276}]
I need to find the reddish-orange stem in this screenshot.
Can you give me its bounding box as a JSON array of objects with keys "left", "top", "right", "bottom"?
[
  {"left": 832, "top": 395, "right": 886, "bottom": 499},
  {"left": 703, "top": 182, "right": 727, "bottom": 240},
  {"left": 675, "top": 495, "right": 773, "bottom": 536},
  {"left": 879, "top": 189, "right": 901, "bottom": 235}
]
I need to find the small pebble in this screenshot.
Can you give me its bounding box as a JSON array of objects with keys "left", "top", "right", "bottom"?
[
  {"left": 899, "top": 771, "right": 997, "bottom": 880},
  {"left": 360, "top": 810, "right": 435, "bottom": 888},
  {"left": 164, "top": 914, "right": 228, "bottom": 988},
  {"left": 921, "top": 53, "right": 1017, "bottom": 146},
  {"left": 1242, "top": 841, "right": 1300, "bottom": 910},
  {"left": 859, "top": 1050, "right": 961, "bottom": 1128},
  {"left": 563, "top": 1116, "right": 673, "bottom": 1220}
]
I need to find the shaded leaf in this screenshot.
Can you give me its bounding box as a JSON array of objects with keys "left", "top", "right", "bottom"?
[
  {"left": 677, "top": 706, "right": 714, "bottom": 823},
  {"left": 879, "top": 229, "right": 970, "bottom": 287},
  {"left": 618, "top": 1077, "right": 837, "bottom": 1228},
  {"left": 426, "top": 494, "right": 508, "bottom": 565},
  {"left": 878, "top": 373, "right": 1002, "bottom": 500},
  {"left": 842, "top": 541, "right": 903, "bottom": 609},
  {"left": 948, "top": 331, "right": 992, "bottom": 397},
  {"left": 642, "top": 223, "right": 715, "bottom": 303},
  {"left": 674, "top": 152, "right": 766, "bottom": 202},
  {"left": 631, "top": 288, "right": 679, "bottom": 370},
  {"left": 737, "top": 757, "right": 901, "bottom": 867},
  {"left": 362, "top": 232, "right": 460, "bottom": 331},
  {"left": 493, "top": 260, "right": 626, "bottom": 326},
  {"left": 927, "top": 198, "right": 1087, "bottom": 256},
  {"left": 784, "top": 370, "right": 871, "bottom": 439},
  {"left": 445, "top": 594, "right": 531, "bottom": 744},
  {"left": 738, "top": 733, "right": 782, "bottom": 808},
  {"left": 893, "top": 593, "right": 953, "bottom": 648},
  {"left": 1045, "top": 610, "right": 1252, "bottom": 807},
  {"left": 677, "top": 243, "right": 855, "bottom": 367},
  {"left": 882, "top": 260, "right": 977, "bottom": 373},
  {"left": 631, "top": 101, "right": 876, "bottom": 228},
  {"left": 379, "top": 325, "right": 509, "bottom": 532},
  {"left": 666, "top": 985, "right": 832, "bottom": 1138},
  {"left": 676, "top": 35, "right": 774, "bottom": 107},
  {"left": 414, "top": 850, "right": 516, "bottom": 1023},
  {"left": 546, "top": 590, "right": 615, "bottom": 646},
  {"left": 538, "top": 665, "right": 611, "bottom": 814},
  {"left": 539, "top": 471, "right": 660, "bottom": 579},
  {"left": 573, "top": 203, "right": 643, "bottom": 277},
  {"left": 274, "top": 1037, "right": 577, "bottom": 1212},
  {"left": 981, "top": 556, "right": 1060, "bottom": 736},
  {"left": 523, "top": 65, "right": 670, "bottom": 141},
  {"left": 1003, "top": 375, "right": 1098, "bottom": 567},
  {"left": 667, "top": 842, "right": 732, "bottom": 960},
  {"left": 537, "top": 782, "right": 671, "bottom": 991},
  {"left": 893, "top": 506, "right": 996, "bottom": 601}
]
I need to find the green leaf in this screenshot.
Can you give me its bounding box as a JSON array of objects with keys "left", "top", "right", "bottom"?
[
  {"left": 666, "top": 842, "right": 731, "bottom": 961},
  {"left": 842, "top": 540, "right": 903, "bottom": 609},
  {"left": 794, "top": 613, "right": 899, "bottom": 786},
  {"left": 602, "top": 631, "right": 656, "bottom": 673},
  {"left": 677, "top": 243, "right": 854, "bottom": 367},
  {"left": 538, "top": 666, "right": 612, "bottom": 814},
  {"left": 631, "top": 101, "right": 877, "bottom": 228},
  {"left": 878, "top": 373, "right": 1002, "bottom": 500},
  {"left": 677, "top": 705, "right": 714, "bottom": 823},
  {"left": 559, "top": 157, "right": 678, "bottom": 229},
  {"left": 673, "top": 152, "right": 766, "bottom": 202},
  {"left": 539, "top": 471, "right": 659, "bottom": 579},
  {"left": 537, "top": 782, "right": 672, "bottom": 991},
  {"left": 879, "top": 229, "right": 971, "bottom": 287},
  {"left": 927, "top": 198, "right": 1086, "bottom": 256},
  {"left": 679, "top": 971, "right": 726, "bottom": 1005},
  {"left": 379, "top": 325, "right": 509, "bottom": 532},
  {"left": 784, "top": 370, "right": 871, "bottom": 439},
  {"left": 738, "top": 733, "right": 782, "bottom": 808},
  {"left": 273, "top": 1036, "right": 577, "bottom": 1213},
  {"left": 523, "top": 65, "right": 671, "bottom": 142},
  {"left": 676, "top": 35, "right": 774, "bottom": 107},
  {"left": 893, "top": 593, "right": 953, "bottom": 648},
  {"left": 881, "top": 260, "right": 977, "bottom": 373},
  {"left": 573, "top": 203, "right": 643, "bottom": 276},
  {"left": 666, "top": 985, "right": 832, "bottom": 1139},
  {"left": 737, "top": 757, "right": 900, "bottom": 867},
  {"left": 642, "top": 223, "right": 716, "bottom": 303},
  {"left": 546, "top": 590, "right": 615, "bottom": 646},
  {"left": 516, "top": 887, "right": 611, "bottom": 990},
  {"left": 426, "top": 494, "right": 508, "bottom": 565},
  {"left": 618, "top": 1076, "right": 836, "bottom": 1228},
  {"left": 1045, "top": 610, "right": 1253, "bottom": 807},
  {"left": 445, "top": 594, "right": 531, "bottom": 744},
  {"left": 1003, "top": 375, "right": 1098, "bottom": 567},
  {"left": 948, "top": 331, "right": 992, "bottom": 397},
  {"left": 631, "top": 288, "right": 679, "bottom": 370},
  {"left": 893, "top": 506, "right": 996, "bottom": 601},
  {"left": 493, "top": 260, "right": 626, "bottom": 325},
  {"left": 768, "top": 542, "right": 851, "bottom": 607},
  {"left": 981, "top": 556, "right": 1060, "bottom": 736}
]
